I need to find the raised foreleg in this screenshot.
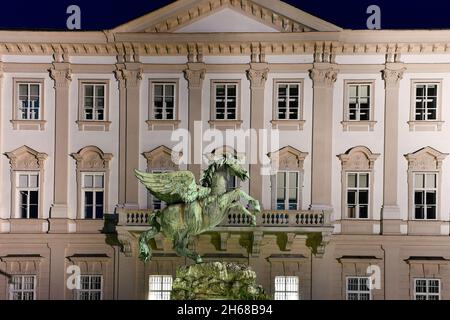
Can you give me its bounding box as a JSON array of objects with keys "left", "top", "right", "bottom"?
[{"left": 173, "top": 231, "right": 203, "bottom": 264}]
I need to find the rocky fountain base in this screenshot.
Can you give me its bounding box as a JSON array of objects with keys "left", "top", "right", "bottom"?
[{"left": 171, "top": 262, "right": 269, "bottom": 300}]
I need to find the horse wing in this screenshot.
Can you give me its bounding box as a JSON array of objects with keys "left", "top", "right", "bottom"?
[{"left": 134, "top": 170, "right": 210, "bottom": 205}]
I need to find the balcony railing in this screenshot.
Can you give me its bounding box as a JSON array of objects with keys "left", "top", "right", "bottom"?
[{"left": 117, "top": 208, "right": 331, "bottom": 228}]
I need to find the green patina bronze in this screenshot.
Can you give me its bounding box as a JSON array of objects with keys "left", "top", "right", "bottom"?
[{"left": 135, "top": 153, "right": 261, "bottom": 263}]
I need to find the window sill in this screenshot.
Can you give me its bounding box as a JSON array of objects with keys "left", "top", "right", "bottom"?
[
  {"left": 407, "top": 121, "right": 444, "bottom": 132},
  {"left": 76, "top": 120, "right": 111, "bottom": 132},
  {"left": 11, "top": 119, "right": 46, "bottom": 131},
  {"left": 146, "top": 120, "right": 181, "bottom": 131},
  {"left": 270, "top": 120, "right": 305, "bottom": 130},
  {"left": 341, "top": 121, "right": 377, "bottom": 132},
  {"left": 208, "top": 120, "right": 243, "bottom": 130}
]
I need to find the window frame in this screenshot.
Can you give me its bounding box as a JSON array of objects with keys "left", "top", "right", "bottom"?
[
  {"left": 12, "top": 78, "right": 46, "bottom": 130},
  {"left": 342, "top": 80, "right": 376, "bottom": 131},
  {"left": 209, "top": 80, "right": 242, "bottom": 130},
  {"left": 148, "top": 275, "right": 173, "bottom": 300},
  {"left": 409, "top": 79, "right": 443, "bottom": 131},
  {"left": 147, "top": 79, "right": 181, "bottom": 130},
  {"left": 346, "top": 276, "right": 372, "bottom": 300},
  {"left": 414, "top": 278, "right": 440, "bottom": 300},
  {"left": 9, "top": 275, "right": 37, "bottom": 300},
  {"left": 16, "top": 172, "right": 40, "bottom": 219},
  {"left": 345, "top": 172, "right": 370, "bottom": 220},
  {"left": 75, "top": 275, "right": 103, "bottom": 300},
  {"left": 275, "top": 171, "right": 301, "bottom": 211},
  {"left": 81, "top": 172, "right": 105, "bottom": 220},
  {"left": 77, "top": 79, "right": 111, "bottom": 131},
  {"left": 412, "top": 172, "right": 438, "bottom": 221},
  {"left": 274, "top": 276, "right": 299, "bottom": 300}
]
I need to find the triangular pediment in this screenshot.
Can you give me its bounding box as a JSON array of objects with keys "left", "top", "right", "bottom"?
[{"left": 113, "top": 0, "right": 342, "bottom": 33}]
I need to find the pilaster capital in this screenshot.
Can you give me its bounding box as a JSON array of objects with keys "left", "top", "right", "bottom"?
[
  {"left": 114, "top": 63, "right": 143, "bottom": 88},
  {"left": 382, "top": 64, "right": 406, "bottom": 88},
  {"left": 247, "top": 63, "right": 269, "bottom": 89},
  {"left": 49, "top": 63, "right": 72, "bottom": 88},
  {"left": 184, "top": 63, "right": 206, "bottom": 89},
  {"left": 309, "top": 64, "right": 338, "bottom": 88}
]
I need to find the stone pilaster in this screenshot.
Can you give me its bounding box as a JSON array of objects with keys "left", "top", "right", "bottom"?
[
  {"left": 115, "top": 63, "right": 143, "bottom": 207},
  {"left": 247, "top": 63, "right": 269, "bottom": 202},
  {"left": 184, "top": 62, "right": 206, "bottom": 181},
  {"left": 49, "top": 62, "right": 72, "bottom": 223},
  {"left": 381, "top": 63, "right": 406, "bottom": 234},
  {"left": 309, "top": 63, "right": 338, "bottom": 211}
]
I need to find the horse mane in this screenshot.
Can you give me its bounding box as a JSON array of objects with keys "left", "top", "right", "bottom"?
[{"left": 200, "top": 154, "right": 248, "bottom": 187}]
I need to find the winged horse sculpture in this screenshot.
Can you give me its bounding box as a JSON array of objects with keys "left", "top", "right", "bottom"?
[{"left": 134, "top": 153, "right": 261, "bottom": 263}]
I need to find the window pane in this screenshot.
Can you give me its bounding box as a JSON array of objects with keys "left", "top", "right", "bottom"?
[
  {"left": 95, "top": 85, "right": 104, "bottom": 97},
  {"left": 348, "top": 174, "right": 357, "bottom": 188},
  {"left": 360, "top": 85, "right": 370, "bottom": 97},
  {"left": 289, "top": 172, "right": 298, "bottom": 188},
  {"left": 359, "top": 174, "right": 369, "bottom": 188},
  {"left": 349, "top": 85, "right": 357, "bottom": 97},
  {"left": 415, "top": 174, "right": 425, "bottom": 188},
  {"left": 94, "top": 175, "right": 104, "bottom": 188},
  {"left": 359, "top": 191, "right": 369, "bottom": 205},
  {"left": 426, "top": 174, "right": 436, "bottom": 188},
  {"left": 85, "top": 85, "right": 94, "bottom": 97},
  {"left": 414, "top": 191, "right": 424, "bottom": 205},
  {"left": 154, "top": 85, "right": 163, "bottom": 96},
  {"left": 19, "top": 175, "right": 28, "bottom": 188},
  {"left": 19, "top": 84, "right": 28, "bottom": 96},
  {"left": 84, "top": 175, "right": 93, "bottom": 188},
  {"left": 29, "top": 175, "right": 39, "bottom": 188}
]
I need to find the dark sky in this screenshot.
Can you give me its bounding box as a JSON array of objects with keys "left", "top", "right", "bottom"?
[{"left": 1, "top": 0, "right": 450, "bottom": 31}]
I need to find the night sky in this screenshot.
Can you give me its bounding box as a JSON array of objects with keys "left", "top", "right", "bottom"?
[{"left": 1, "top": 0, "right": 450, "bottom": 31}]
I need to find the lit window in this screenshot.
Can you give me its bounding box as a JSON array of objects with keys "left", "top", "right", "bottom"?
[
  {"left": 18, "top": 83, "right": 41, "bottom": 120},
  {"left": 83, "top": 84, "right": 105, "bottom": 121},
  {"left": 274, "top": 276, "right": 299, "bottom": 300},
  {"left": 276, "top": 172, "right": 299, "bottom": 210},
  {"left": 149, "top": 275, "right": 172, "bottom": 300},
  {"left": 347, "top": 172, "right": 370, "bottom": 219},
  {"left": 17, "top": 173, "right": 39, "bottom": 219},
  {"left": 82, "top": 173, "right": 104, "bottom": 219},
  {"left": 414, "top": 83, "right": 438, "bottom": 121},
  {"left": 346, "top": 277, "right": 371, "bottom": 300},
  {"left": 76, "top": 275, "right": 102, "bottom": 300},
  {"left": 152, "top": 83, "right": 176, "bottom": 120},
  {"left": 414, "top": 173, "right": 437, "bottom": 220},
  {"left": 347, "top": 84, "right": 371, "bottom": 121},
  {"left": 414, "top": 279, "right": 440, "bottom": 300},
  {"left": 276, "top": 83, "right": 300, "bottom": 120},
  {"left": 214, "top": 83, "right": 237, "bottom": 120},
  {"left": 9, "top": 275, "right": 36, "bottom": 300}
]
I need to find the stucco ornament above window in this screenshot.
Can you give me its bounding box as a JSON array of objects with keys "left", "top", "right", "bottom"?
[
  {"left": 71, "top": 146, "right": 113, "bottom": 170},
  {"left": 5, "top": 146, "right": 48, "bottom": 170},
  {"left": 338, "top": 146, "right": 380, "bottom": 170},
  {"left": 143, "top": 145, "right": 181, "bottom": 170},
  {"left": 404, "top": 147, "right": 448, "bottom": 171},
  {"left": 268, "top": 146, "right": 308, "bottom": 171}
]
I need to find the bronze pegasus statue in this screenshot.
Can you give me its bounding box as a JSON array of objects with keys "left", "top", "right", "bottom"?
[{"left": 134, "top": 154, "right": 261, "bottom": 263}]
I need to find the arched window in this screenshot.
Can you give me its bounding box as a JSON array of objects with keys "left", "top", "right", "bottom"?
[
  {"left": 71, "top": 146, "right": 113, "bottom": 219},
  {"left": 5, "top": 146, "right": 47, "bottom": 219},
  {"left": 338, "top": 146, "right": 380, "bottom": 219},
  {"left": 268, "top": 146, "right": 308, "bottom": 211},
  {"left": 405, "top": 147, "right": 448, "bottom": 220}
]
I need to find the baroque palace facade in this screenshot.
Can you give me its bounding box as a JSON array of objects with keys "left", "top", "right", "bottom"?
[{"left": 2, "top": 0, "right": 450, "bottom": 300}]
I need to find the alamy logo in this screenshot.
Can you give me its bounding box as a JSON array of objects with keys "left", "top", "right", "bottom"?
[
  {"left": 66, "top": 5, "right": 81, "bottom": 30},
  {"left": 367, "top": 265, "right": 381, "bottom": 290},
  {"left": 366, "top": 5, "right": 381, "bottom": 30},
  {"left": 66, "top": 265, "right": 81, "bottom": 290}
]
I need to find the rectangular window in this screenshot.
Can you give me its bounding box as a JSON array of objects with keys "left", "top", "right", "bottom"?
[
  {"left": 274, "top": 276, "right": 299, "bottom": 300},
  {"left": 76, "top": 275, "right": 102, "bottom": 300},
  {"left": 414, "top": 173, "right": 437, "bottom": 220},
  {"left": 414, "top": 279, "right": 440, "bottom": 300},
  {"left": 214, "top": 83, "right": 238, "bottom": 120},
  {"left": 276, "top": 83, "right": 300, "bottom": 120},
  {"left": 148, "top": 275, "right": 172, "bottom": 300},
  {"left": 347, "top": 172, "right": 369, "bottom": 219},
  {"left": 346, "top": 277, "right": 371, "bottom": 300},
  {"left": 82, "top": 173, "right": 104, "bottom": 219},
  {"left": 18, "top": 83, "right": 41, "bottom": 120},
  {"left": 414, "top": 83, "right": 438, "bottom": 121},
  {"left": 9, "top": 275, "right": 36, "bottom": 300},
  {"left": 17, "top": 173, "right": 39, "bottom": 219},
  {"left": 83, "top": 84, "right": 106, "bottom": 121},
  {"left": 347, "top": 84, "right": 371, "bottom": 121},
  {"left": 152, "top": 83, "right": 176, "bottom": 120},
  {"left": 276, "top": 172, "right": 299, "bottom": 210}
]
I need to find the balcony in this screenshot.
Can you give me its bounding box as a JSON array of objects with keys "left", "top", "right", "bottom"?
[{"left": 116, "top": 208, "right": 334, "bottom": 258}]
